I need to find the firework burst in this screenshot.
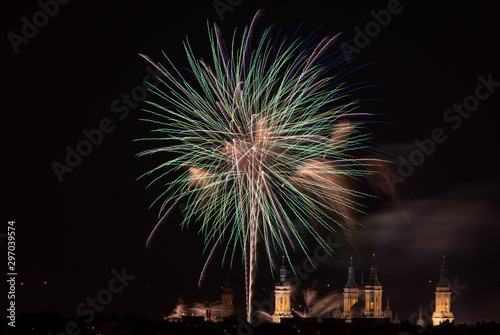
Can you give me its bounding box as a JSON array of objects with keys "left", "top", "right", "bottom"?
[{"left": 137, "top": 10, "right": 384, "bottom": 322}]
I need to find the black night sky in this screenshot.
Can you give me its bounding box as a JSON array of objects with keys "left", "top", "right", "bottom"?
[{"left": 2, "top": 0, "right": 500, "bottom": 327}]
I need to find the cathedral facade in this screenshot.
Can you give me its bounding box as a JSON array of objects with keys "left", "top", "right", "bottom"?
[{"left": 332, "top": 253, "right": 398, "bottom": 323}]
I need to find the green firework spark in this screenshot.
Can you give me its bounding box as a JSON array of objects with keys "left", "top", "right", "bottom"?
[{"left": 137, "top": 11, "right": 382, "bottom": 275}]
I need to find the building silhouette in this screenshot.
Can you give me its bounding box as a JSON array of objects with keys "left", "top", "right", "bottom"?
[
  {"left": 417, "top": 308, "right": 425, "bottom": 327},
  {"left": 384, "top": 298, "right": 393, "bottom": 320},
  {"left": 220, "top": 273, "right": 234, "bottom": 318}
]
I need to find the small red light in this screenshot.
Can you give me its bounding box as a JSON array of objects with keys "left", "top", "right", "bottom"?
[
  {"left": 327, "top": 284, "right": 330, "bottom": 287},
  {"left": 44, "top": 281, "right": 47, "bottom": 285},
  {"left": 429, "top": 280, "right": 432, "bottom": 283},
  {"left": 20, "top": 282, "right": 24, "bottom": 286}
]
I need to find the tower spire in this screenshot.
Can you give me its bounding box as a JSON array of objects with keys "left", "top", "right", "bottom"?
[
  {"left": 368, "top": 252, "right": 381, "bottom": 286},
  {"left": 343, "top": 254, "right": 359, "bottom": 319},
  {"left": 364, "top": 251, "right": 383, "bottom": 318},
  {"left": 393, "top": 310, "right": 401, "bottom": 324},
  {"left": 438, "top": 253, "right": 449, "bottom": 287},
  {"left": 384, "top": 297, "right": 393, "bottom": 321},
  {"left": 273, "top": 255, "right": 292, "bottom": 323},
  {"left": 432, "top": 254, "right": 454, "bottom": 325},
  {"left": 279, "top": 254, "right": 287, "bottom": 285},
  {"left": 345, "top": 254, "right": 357, "bottom": 288},
  {"left": 417, "top": 308, "right": 425, "bottom": 327}
]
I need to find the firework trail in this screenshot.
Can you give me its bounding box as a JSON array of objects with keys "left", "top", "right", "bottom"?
[
  {"left": 293, "top": 287, "right": 343, "bottom": 318},
  {"left": 137, "top": 10, "right": 386, "bottom": 322},
  {"left": 165, "top": 300, "right": 224, "bottom": 322},
  {"left": 164, "top": 299, "right": 189, "bottom": 320},
  {"left": 255, "top": 309, "right": 274, "bottom": 323}
]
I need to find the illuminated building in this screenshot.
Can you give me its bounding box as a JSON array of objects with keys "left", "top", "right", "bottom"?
[
  {"left": 342, "top": 255, "right": 358, "bottom": 321},
  {"left": 432, "top": 255, "right": 454, "bottom": 325},
  {"left": 334, "top": 253, "right": 394, "bottom": 323},
  {"left": 364, "top": 253, "right": 384, "bottom": 318},
  {"left": 272, "top": 256, "right": 293, "bottom": 323}
]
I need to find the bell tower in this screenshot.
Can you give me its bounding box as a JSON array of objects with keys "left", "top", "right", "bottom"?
[
  {"left": 364, "top": 252, "right": 383, "bottom": 317},
  {"left": 432, "top": 255, "right": 454, "bottom": 325},
  {"left": 272, "top": 256, "right": 293, "bottom": 323},
  {"left": 343, "top": 255, "right": 358, "bottom": 317},
  {"left": 221, "top": 273, "right": 234, "bottom": 318}
]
